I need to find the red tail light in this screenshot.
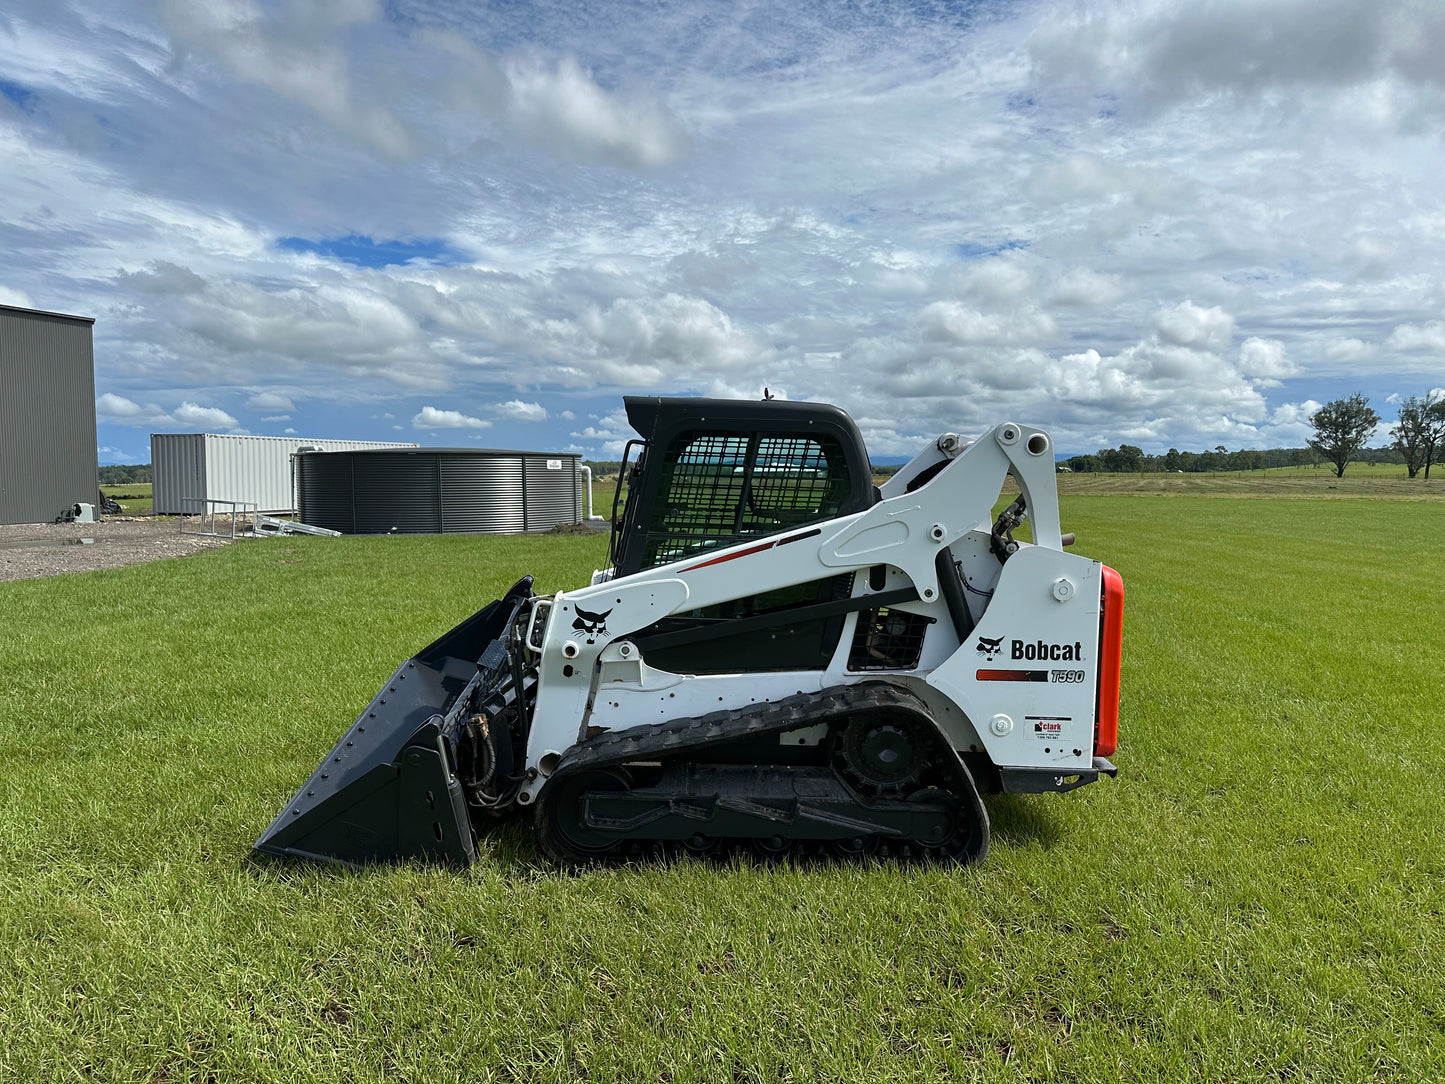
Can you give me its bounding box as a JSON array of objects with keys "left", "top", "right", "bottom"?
[{"left": 1095, "top": 565, "right": 1124, "bottom": 757}]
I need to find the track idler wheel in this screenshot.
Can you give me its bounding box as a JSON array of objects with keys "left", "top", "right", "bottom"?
[
  {"left": 534, "top": 769, "right": 630, "bottom": 864},
  {"left": 903, "top": 787, "right": 987, "bottom": 864}
]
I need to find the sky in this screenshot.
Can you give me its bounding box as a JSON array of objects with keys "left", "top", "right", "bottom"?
[{"left": 2, "top": 0, "right": 1444, "bottom": 464}]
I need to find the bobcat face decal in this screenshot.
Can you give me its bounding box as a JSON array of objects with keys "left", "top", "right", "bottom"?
[
  {"left": 572, "top": 605, "right": 613, "bottom": 645},
  {"left": 975, "top": 634, "right": 1005, "bottom": 661}
]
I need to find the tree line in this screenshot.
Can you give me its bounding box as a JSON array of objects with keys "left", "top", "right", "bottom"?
[
  {"left": 1064, "top": 445, "right": 1350, "bottom": 474},
  {"left": 1068, "top": 391, "right": 1444, "bottom": 479},
  {"left": 98, "top": 464, "right": 152, "bottom": 485}
]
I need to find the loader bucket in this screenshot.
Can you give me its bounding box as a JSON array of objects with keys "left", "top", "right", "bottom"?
[{"left": 254, "top": 577, "right": 534, "bottom": 868}]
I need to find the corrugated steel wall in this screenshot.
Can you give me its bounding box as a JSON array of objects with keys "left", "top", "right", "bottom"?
[
  {"left": 523, "top": 455, "right": 583, "bottom": 530},
  {"left": 441, "top": 455, "right": 525, "bottom": 533},
  {"left": 0, "top": 306, "right": 98, "bottom": 525},
  {"left": 150, "top": 433, "right": 205, "bottom": 516},
  {"left": 151, "top": 434, "right": 419, "bottom": 514},
  {"left": 296, "top": 449, "right": 581, "bottom": 534},
  {"left": 352, "top": 452, "right": 442, "bottom": 534}
]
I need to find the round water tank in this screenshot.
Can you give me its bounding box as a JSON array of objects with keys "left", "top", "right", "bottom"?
[{"left": 295, "top": 448, "right": 582, "bottom": 534}]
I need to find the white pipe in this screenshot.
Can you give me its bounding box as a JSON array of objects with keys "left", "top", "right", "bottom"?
[{"left": 579, "top": 464, "right": 604, "bottom": 521}]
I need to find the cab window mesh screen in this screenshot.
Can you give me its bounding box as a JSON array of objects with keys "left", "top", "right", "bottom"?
[
  {"left": 643, "top": 432, "right": 850, "bottom": 569},
  {"left": 848, "top": 608, "right": 933, "bottom": 671}
]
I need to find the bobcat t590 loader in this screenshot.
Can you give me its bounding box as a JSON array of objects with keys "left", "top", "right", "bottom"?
[{"left": 256, "top": 397, "right": 1123, "bottom": 866}]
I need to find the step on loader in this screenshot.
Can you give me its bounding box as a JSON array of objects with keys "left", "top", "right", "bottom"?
[{"left": 256, "top": 397, "right": 1123, "bottom": 867}]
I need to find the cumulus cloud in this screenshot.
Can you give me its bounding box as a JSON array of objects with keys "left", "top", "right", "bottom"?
[
  {"left": 0, "top": 286, "right": 36, "bottom": 308},
  {"left": 583, "top": 294, "right": 767, "bottom": 381},
  {"left": 115, "top": 262, "right": 441, "bottom": 387},
  {"left": 1048, "top": 268, "right": 1125, "bottom": 307},
  {"left": 97, "top": 393, "right": 240, "bottom": 430},
  {"left": 413, "top": 406, "right": 490, "bottom": 429},
  {"left": 570, "top": 410, "right": 633, "bottom": 454},
  {"left": 503, "top": 55, "right": 687, "bottom": 168},
  {"left": 919, "top": 302, "right": 1056, "bottom": 346},
  {"left": 418, "top": 29, "right": 687, "bottom": 169},
  {"left": 1028, "top": 0, "right": 1445, "bottom": 111},
  {"left": 916, "top": 258, "right": 1058, "bottom": 348},
  {"left": 1238, "top": 337, "right": 1297, "bottom": 383},
  {"left": 1263, "top": 400, "right": 1325, "bottom": 444},
  {"left": 1325, "top": 337, "right": 1375, "bottom": 362},
  {"left": 1155, "top": 301, "right": 1234, "bottom": 351},
  {"left": 495, "top": 399, "right": 548, "bottom": 422},
  {"left": 1385, "top": 321, "right": 1445, "bottom": 352},
  {"left": 246, "top": 391, "right": 296, "bottom": 411},
  {"left": 157, "top": 0, "right": 417, "bottom": 157},
  {"left": 96, "top": 393, "right": 151, "bottom": 421},
  {"left": 173, "top": 401, "right": 242, "bottom": 428}
]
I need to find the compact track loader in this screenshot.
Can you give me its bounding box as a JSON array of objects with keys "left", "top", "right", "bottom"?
[{"left": 256, "top": 397, "right": 1123, "bottom": 867}]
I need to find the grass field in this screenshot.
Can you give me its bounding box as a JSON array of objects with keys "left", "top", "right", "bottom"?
[
  {"left": 96, "top": 467, "right": 1444, "bottom": 528},
  {"left": 100, "top": 482, "right": 153, "bottom": 516},
  {"left": 1053, "top": 463, "right": 1445, "bottom": 501},
  {"left": 2, "top": 499, "right": 1443, "bottom": 1081}
]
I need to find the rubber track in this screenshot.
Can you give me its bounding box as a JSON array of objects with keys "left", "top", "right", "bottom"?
[{"left": 538, "top": 683, "right": 990, "bottom": 865}]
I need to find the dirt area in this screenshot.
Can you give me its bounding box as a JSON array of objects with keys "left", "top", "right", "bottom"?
[{"left": 0, "top": 518, "right": 231, "bottom": 583}]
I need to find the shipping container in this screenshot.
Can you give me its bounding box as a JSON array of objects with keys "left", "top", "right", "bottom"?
[
  {"left": 151, "top": 433, "right": 419, "bottom": 515},
  {"left": 295, "top": 448, "right": 582, "bottom": 534}
]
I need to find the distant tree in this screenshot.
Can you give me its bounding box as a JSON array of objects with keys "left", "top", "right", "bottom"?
[
  {"left": 1426, "top": 396, "right": 1445, "bottom": 480},
  {"left": 1095, "top": 445, "right": 1144, "bottom": 472},
  {"left": 1116, "top": 444, "right": 1144, "bottom": 472},
  {"left": 1308, "top": 393, "right": 1380, "bottom": 478},
  {"left": 1391, "top": 394, "right": 1439, "bottom": 478},
  {"left": 1163, "top": 448, "right": 1182, "bottom": 472},
  {"left": 1067, "top": 454, "right": 1099, "bottom": 473}
]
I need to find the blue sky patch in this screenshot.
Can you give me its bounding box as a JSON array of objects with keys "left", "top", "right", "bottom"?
[
  {"left": 0, "top": 79, "right": 36, "bottom": 111},
  {"left": 277, "top": 234, "right": 469, "bottom": 268},
  {"left": 952, "top": 239, "right": 1029, "bottom": 260}
]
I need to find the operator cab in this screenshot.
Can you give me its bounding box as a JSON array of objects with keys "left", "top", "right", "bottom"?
[{"left": 608, "top": 396, "right": 876, "bottom": 578}]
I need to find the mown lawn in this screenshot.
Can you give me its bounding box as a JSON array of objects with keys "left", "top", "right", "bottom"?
[
  {"left": 1, "top": 501, "right": 1442, "bottom": 1082},
  {"left": 99, "top": 482, "right": 154, "bottom": 517}
]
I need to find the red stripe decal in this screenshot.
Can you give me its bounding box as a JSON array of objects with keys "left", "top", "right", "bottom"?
[
  {"left": 977, "top": 669, "right": 1048, "bottom": 683},
  {"left": 679, "top": 527, "right": 823, "bottom": 572},
  {"left": 681, "top": 539, "right": 777, "bottom": 571}
]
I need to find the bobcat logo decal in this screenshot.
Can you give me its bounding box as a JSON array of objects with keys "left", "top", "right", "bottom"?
[
  {"left": 975, "top": 634, "right": 1005, "bottom": 661},
  {"left": 572, "top": 605, "right": 613, "bottom": 645}
]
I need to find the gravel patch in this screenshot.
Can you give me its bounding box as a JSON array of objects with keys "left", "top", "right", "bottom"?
[{"left": 0, "top": 518, "right": 232, "bottom": 583}]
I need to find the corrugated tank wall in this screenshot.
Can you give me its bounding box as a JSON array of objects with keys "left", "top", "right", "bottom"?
[
  {"left": 441, "top": 455, "right": 526, "bottom": 533},
  {"left": 523, "top": 455, "right": 582, "bottom": 530},
  {"left": 296, "top": 449, "right": 581, "bottom": 534},
  {"left": 351, "top": 452, "right": 442, "bottom": 534},
  {"left": 0, "top": 306, "right": 98, "bottom": 525}
]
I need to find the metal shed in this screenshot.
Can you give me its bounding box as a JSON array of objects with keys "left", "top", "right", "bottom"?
[
  {"left": 151, "top": 433, "right": 419, "bottom": 515},
  {"left": 0, "top": 304, "right": 98, "bottom": 525},
  {"left": 295, "top": 448, "right": 582, "bottom": 534}
]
